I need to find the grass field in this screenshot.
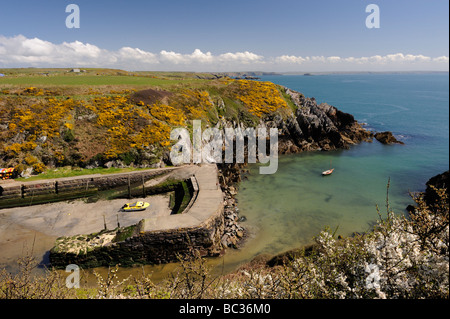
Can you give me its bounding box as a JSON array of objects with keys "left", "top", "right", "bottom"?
[
  {"left": 0, "top": 74, "right": 209, "bottom": 88},
  {"left": 0, "top": 68, "right": 214, "bottom": 88},
  {"left": 14, "top": 166, "right": 156, "bottom": 182}
]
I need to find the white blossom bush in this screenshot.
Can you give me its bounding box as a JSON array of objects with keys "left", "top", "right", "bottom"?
[
  {"left": 1, "top": 188, "right": 447, "bottom": 299},
  {"left": 215, "top": 187, "right": 448, "bottom": 299}
]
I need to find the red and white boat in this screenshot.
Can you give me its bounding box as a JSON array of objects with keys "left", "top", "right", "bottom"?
[{"left": 322, "top": 168, "right": 334, "bottom": 176}]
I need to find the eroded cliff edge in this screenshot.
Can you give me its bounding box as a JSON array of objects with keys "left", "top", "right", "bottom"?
[
  {"left": 276, "top": 87, "right": 373, "bottom": 153},
  {"left": 213, "top": 86, "right": 373, "bottom": 160}
]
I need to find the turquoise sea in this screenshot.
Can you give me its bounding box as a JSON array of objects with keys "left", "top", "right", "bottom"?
[{"left": 219, "top": 73, "right": 449, "bottom": 270}]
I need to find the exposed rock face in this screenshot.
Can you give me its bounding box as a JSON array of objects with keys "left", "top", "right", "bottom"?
[
  {"left": 222, "top": 191, "right": 246, "bottom": 248},
  {"left": 424, "top": 170, "right": 449, "bottom": 207},
  {"left": 210, "top": 87, "right": 373, "bottom": 157},
  {"left": 374, "top": 131, "right": 404, "bottom": 145},
  {"left": 268, "top": 88, "right": 374, "bottom": 154}
]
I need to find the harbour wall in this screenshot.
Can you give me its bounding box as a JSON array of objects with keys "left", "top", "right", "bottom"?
[{"left": 48, "top": 164, "right": 225, "bottom": 268}]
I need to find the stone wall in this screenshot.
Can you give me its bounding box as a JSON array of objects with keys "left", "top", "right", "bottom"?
[
  {"left": 0, "top": 168, "right": 176, "bottom": 203},
  {"left": 49, "top": 164, "right": 225, "bottom": 268},
  {"left": 49, "top": 206, "right": 224, "bottom": 268}
]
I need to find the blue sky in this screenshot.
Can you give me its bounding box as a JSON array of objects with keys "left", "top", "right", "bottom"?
[{"left": 0, "top": 0, "right": 448, "bottom": 71}]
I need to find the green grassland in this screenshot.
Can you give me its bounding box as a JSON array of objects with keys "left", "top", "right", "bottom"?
[
  {"left": 14, "top": 165, "right": 154, "bottom": 182},
  {"left": 0, "top": 68, "right": 210, "bottom": 88}
]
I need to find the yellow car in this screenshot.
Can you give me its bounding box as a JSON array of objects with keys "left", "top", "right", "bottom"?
[{"left": 121, "top": 201, "right": 150, "bottom": 212}]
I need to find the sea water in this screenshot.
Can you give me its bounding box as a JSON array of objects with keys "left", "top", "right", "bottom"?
[{"left": 218, "top": 73, "right": 449, "bottom": 270}]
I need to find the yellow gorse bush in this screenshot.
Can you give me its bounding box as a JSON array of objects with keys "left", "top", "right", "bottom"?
[
  {"left": 21, "top": 87, "right": 60, "bottom": 96},
  {"left": 171, "top": 89, "right": 213, "bottom": 119},
  {"left": 23, "top": 87, "right": 44, "bottom": 96},
  {"left": 148, "top": 102, "right": 186, "bottom": 126},
  {"left": 84, "top": 95, "right": 174, "bottom": 159},
  {"left": 8, "top": 98, "right": 75, "bottom": 138},
  {"left": 0, "top": 96, "right": 77, "bottom": 173},
  {"left": 0, "top": 80, "right": 291, "bottom": 172},
  {"left": 235, "top": 80, "right": 288, "bottom": 117},
  {"left": 1, "top": 87, "right": 223, "bottom": 171}
]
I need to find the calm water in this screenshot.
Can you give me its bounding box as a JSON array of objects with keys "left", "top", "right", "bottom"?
[{"left": 218, "top": 73, "right": 449, "bottom": 270}]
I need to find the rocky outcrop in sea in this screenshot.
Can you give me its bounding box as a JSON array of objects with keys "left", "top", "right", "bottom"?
[{"left": 374, "top": 131, "right": 405, "bottom": 145}]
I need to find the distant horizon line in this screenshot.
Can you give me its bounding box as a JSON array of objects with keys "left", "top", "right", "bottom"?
[{"left": 0, "top": 67, "right": 448, "bottom": 75}]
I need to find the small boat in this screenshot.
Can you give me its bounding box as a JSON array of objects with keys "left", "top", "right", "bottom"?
[
  {"left": 122, "top": 201, "right": 150, "bottom": 212},
  {"left": 322, "top": 168, "right": 334, "bottom": 176},
  {"left": 322, "top": 159, "right": 334, "bottom": 176}
]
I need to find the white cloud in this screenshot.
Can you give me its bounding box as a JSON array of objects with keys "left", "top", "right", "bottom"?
[
  {"left": 21, "top": 37, "right": 54, "bottom": 56},
  {"left": 218, "top": 51, "right": 263, "bottom": 63},
  {"left": 190, "top": 49, "right": 214, "bottom": 63},
  {"left": 118, "top": 47, "right": 158, "bottom": 64},
  {"left": 159, "top": 50, "right": 187, "bottom": 64},
  {"left": 275, "top": 55, "right": 306, "bottom": 64},
  {"left": 327, "top": 56, "right": 341, "bottom": 63},
  {"left": 0, "top": 35, "right": 108, "bottom": 66},
  {"left": 61, "top": 41, "right": 102, "bottom": 59},
  {"left": 274, "top": 53, "right": 440, "bottom": 65},
  {"left": 0, "top": 35, "right": 447, "bottom": 72},
  {"left": 433, "top": 56, "right": 449, "bottom": 63},
  {"left": 272, "top": 52, "right": 448, "bottom": 71}
]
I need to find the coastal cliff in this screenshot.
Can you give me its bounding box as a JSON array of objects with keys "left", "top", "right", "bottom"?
[
  {"left": 197, "top": 85, "right": 374, "bottom": 166},
  {"left": 0, "top": 74, "right": 373, "bottom": 175},
  {"left": 268, "top": 87, "right": 373, "bottom": 154}
]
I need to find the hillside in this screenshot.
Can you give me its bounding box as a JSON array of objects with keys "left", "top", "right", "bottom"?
[{"left": 0, "top": 68, "right": 372, "bottom": 177}]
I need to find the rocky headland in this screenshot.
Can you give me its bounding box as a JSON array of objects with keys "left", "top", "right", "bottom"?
[{"left": 275, "top": 87, "right": 374, "bottom": 153}]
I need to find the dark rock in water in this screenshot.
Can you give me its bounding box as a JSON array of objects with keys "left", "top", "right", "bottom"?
[
  {"left": 374, "top": 131, "right": 404, "bottom": 145},
  {"left": 215, "top": 86, "right": 373, "bottom": 158},
  {"left": 266, "top": 244, "right": 318, "bottom": 267},
  {"left": 237, "top": 215, "right": 247, "bottom": 222},
  {"left": 406, "top": 170, "right": 449, "bottom": 215},
  {"left": 424, "top": 170, "right": 449, "bottom": 207},
  {"left": 406, "top": 204, "right": 416, "bottom": 213}
]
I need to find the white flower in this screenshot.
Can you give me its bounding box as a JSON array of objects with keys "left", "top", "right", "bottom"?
[{"left": 365, "top": 263, "right": 381, "bottom": 289}]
